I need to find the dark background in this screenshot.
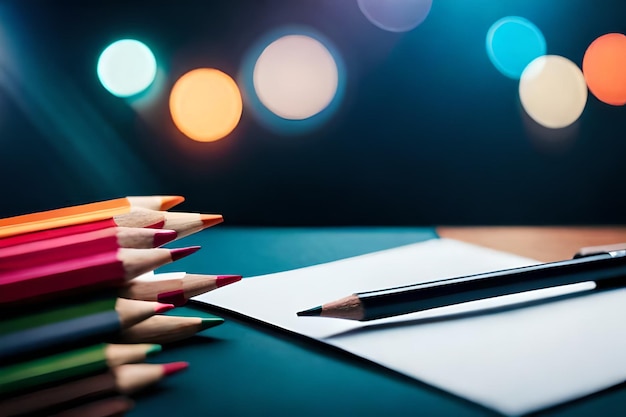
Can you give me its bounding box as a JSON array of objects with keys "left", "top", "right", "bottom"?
[{"left": 0, "top": 0, "right": 624, "bottom": 226}]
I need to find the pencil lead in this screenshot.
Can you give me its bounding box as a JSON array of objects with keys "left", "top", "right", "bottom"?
[
  {"left": 200, "top": 214, "right": 223, "bottom": 228},
  {"left": 160, "top": 196, "right": 185, "bottom": 211},
  {"left": 153, "top": 229, "right": 178, "bottom": 247},
  {"left": 216, "top": 274, "right": 243, "bottom": 287},
  {"left": 157, "top": 289, "right": 187, "bottom": 306},
  {"left": 162, "top": 361, "right": 189, "bottom": 376},
  {"left": 170, "top": 246, "right": 201, "bottom": 261},
  {"left": 147, "top": 219, "right": 166, "bottom": 229},
  {"left": 199, "top": 317, "right": 225, "bottom": 330},
  {"left": 154, "top": 302, "right": 176, "bottom": 314},
  {"left": 146, "top": 344, "right": 163, "bottom": 356},
  {"left": 296, "top": 306, "right": 323, "bottom": 317}
]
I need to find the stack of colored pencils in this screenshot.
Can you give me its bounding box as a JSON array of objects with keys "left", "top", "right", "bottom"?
[{"left": 0, "top": 196, "right": 242, "bottom": 416}]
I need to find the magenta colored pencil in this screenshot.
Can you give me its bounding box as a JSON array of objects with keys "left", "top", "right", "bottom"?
[
  {"left": 0, "top": 228, "right": 119, "bottom": 271},
  {"left": 0, "top": 218, "right": 116, "bottom": 249},
  {"left": 0, "top": 246, "right": 201, "bottom": 304}
]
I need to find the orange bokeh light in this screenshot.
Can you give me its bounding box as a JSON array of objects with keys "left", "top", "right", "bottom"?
[
  {"left": 169, "top": 68, "right": 243, "bottom": 142},
  {"left": 582, "top": 33, "right": 626, "bottom": 106}
]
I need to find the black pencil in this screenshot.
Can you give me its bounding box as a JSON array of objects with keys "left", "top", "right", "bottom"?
[{"left": 297, "top": 249, "right": 626, "bottom": 321}]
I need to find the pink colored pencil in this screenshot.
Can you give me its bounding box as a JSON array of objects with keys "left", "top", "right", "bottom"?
[
  {"left": 0, "top": 246, "right": 200, "bottom": 304},
  {"left": 0, "top": 227, "right": 178, "bottom": 270}
]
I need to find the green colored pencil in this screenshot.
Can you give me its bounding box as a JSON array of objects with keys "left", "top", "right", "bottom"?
[{"left": 0, "top": 343, "right": 161, "bottom": 396}]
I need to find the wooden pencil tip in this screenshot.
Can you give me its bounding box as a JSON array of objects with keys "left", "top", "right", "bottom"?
[
  {"left": 297, "top": 306, "right": 323, "bottom": 317},
  {"left": 200, "top": 214, "right": 223, "bottom": 229},
  {"left": 160, "top": 196, "right": 185, "bottom": 211},
  {"left": 200, "top": 317, "right": 225, "bottom": 330},
  {"left": 170, "top": 245, "right": 201, "bottom": 261},
  {"left": 162, "top": 361, "right": 189, "bottom": 376},
  {"left": 216, "top": 274, "right": 243, "bottom": 287},
  {"left": 153, "top": 229, "right": 178, "bottom": 247},
  {"left": 154, "top": 302, "right": 176, "bottom": 314}
]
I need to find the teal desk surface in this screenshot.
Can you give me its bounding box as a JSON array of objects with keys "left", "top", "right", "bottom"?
[{"left": 130, "top": 227, "right": 626, "bottom": 417}]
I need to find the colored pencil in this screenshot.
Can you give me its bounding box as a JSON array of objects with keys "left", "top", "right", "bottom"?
[
  {"left": 0, "top": 343, "right": 161, "bottom": 396},
  {"left": 125, "top": 195, "right": 184, "bottom": 211},
  {"left": 296, "top": 250, "right": 626, "bottom": 321},
  {"left": 0, "top": 246, "right": 201, "bottom": 304},
  {"left": 160, "top": 210, "right": 224, "bottom": 239},
  {"left": 0, "top": 297, "right": 173, "bottom": 361},
  {"left": 115, "top": 209, "right": 222, "bottom": 239},
  {"left": 0, "top": 362, "right": 188, "bottom": 416},
  {"left": 0, "top": 227, "right": 179, "bottom": 270},
  {"left": 114, "top": 315, "right": 224, "bottom": 344},
  {"left": 52, "top": 395, "right": 134, "bottom": 417},
  {"left": 0, "top": 199, "right": 132, "bottom": 239},
  {"left": 0, "top": 224, "right": 178, "bottom": 250},
  {"left": 119, "top": 272, "right": 242, "bottom": 306},
  {"left": 0, "top": 196, "right": 181, "bottom": 239}
]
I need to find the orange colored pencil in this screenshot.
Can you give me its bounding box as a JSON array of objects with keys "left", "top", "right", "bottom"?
[{"left": 0, "top": 196, "right": 181, "bottom": 239}]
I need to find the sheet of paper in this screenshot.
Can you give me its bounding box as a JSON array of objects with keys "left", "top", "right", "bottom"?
[{"left": 194, "top": 238, "right": 626, "bottom": 416}]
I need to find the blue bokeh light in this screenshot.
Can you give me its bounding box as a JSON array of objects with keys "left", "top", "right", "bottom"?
[{"left": 486, "top": 16, "right": 546, "bottom": 79}]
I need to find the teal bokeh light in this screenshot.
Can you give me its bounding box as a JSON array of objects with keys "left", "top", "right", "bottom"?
[
  {"left": 97, "top": 39, "right": 157, "bottom": 97},
  {"left": 486, "top": 16, "right": 546, "bottom": 79}
]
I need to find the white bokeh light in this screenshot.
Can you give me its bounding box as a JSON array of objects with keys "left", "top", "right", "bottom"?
[
  {"left": 253, "top": 35, "right": 339, "bottom": 120},
  {"left": 97, "top": 39, "right": 157, "bottom": 97},
  {"left": 519, "top": 55, "right": 588, "bottom": 129}
]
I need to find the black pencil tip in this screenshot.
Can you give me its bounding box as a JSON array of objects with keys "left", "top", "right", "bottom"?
[{"left": 296, "top": 306, "right": 322, "bottom": 317}]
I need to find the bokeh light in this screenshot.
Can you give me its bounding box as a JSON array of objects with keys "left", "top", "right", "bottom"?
[
  {"left": 486, "top": 16, "right": 546, "bottom": 79},
  {"left": 97, "top": 39, "right": 157, "bottom": 97},
  {"left": 357, "top": 0, "right": 432, "bottom": 32},
  {"left": 519, "top": 55, "right": 588, "bottom": 129},
  {"left": 582, "top": 33, "right": 626, "bottom": 106},
  {"left": 169, "top": 68, "right": 243, "bottom": 142},
  {"left": 253, "top": 34, "right": 338, "bottom": 120},
  {"left": 240, "top": 27, "right": 346, "bottom": 135}
]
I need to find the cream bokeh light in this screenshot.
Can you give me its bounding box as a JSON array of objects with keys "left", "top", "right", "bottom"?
[
  {"left": 169, "top": 68, "right": 242, "bottom": 142},
  {"left": 253, "top": 35, "right": 338, "bottom": 120},
  {"left": 519, "top": 55, "right": 588, "bottom": 129}
]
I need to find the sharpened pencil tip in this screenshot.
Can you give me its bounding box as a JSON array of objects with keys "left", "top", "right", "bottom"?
[
  {"left": 170, "top": 246, "right": 201, "bottom": 261},
  {"left": 157, "top": 289, "right": 187, "bottom": 306},
  {"left": 200, "top": 214, "right": 223, "bottom": 229},
  {"left": 297, "top": 306, "right": 323, "bottom": 317},
  {"left": 146, "top": 344, "right": 163, "bottom": 356},
  {"left": 162, "top": 361, "right": 189, "bottom": 376},
  {"left": 160, "top": 196, "right": 185, "bottom": 211},
  {"left": 147, "top": 219, "right": 166, "bottom": 229},
  {"left": 153, "top": 229, "right": 178, "bottom": 247},
  {"left": 216, "top": 274, "right": 243, "bottom": 287},
  {"left": 200, "top": 317, "right": 225, "bottom": 330},
  {"left": 154, "top": 302, "right": 176, "bottom": 314}
]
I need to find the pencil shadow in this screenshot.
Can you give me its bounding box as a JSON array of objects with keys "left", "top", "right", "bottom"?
[
  {"left": 161, "top": 335, "right": 226, "bottom": 349},
  {"left": 325, "top": 287, "right": 599, "bottom": 340}
]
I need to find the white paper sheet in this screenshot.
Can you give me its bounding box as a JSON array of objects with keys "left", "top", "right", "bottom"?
[{"left": 194, "top": 238, "right": 626, "bottom": 415}]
